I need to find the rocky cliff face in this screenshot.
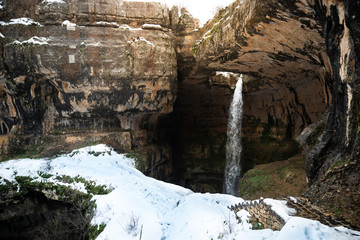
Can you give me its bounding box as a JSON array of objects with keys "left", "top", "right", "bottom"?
[
  {"left": 0, "top": 0, "right": 177, "bottom": 165},
  {"left": 299, "top": 0, "right": 360, "bottom": 226},
  {"left": 193, "top": 0, "right": 330, "bottom": 135},
  {"left": 167, "top": 0, "right": 331, "bottom": 192},
  {"left": 191, "top": 0, "right": 359, "bottom": 226},
  {"left": 1, "top": 0, "right": 358, "bottom": 226}
]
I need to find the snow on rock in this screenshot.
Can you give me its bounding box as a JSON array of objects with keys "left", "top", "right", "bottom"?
[
  {"left": 11, "top": 36, "right": 49, "bottom": 45},
  {"left": 42, "top": 0, "right": 65, "bottom": 4},
  {"left": 62, "top": 20, "right": 76, "bottom": 27},
  {"left": 95, "top": 21, "right": 120, "bottom": 28},
  {"left": 0, "top": 18, "right": 43, "bottom": 26},
  {"left": 128, "top": 37, "right": 155, "bottom": 47},
  {"left": 119, "top": 24, "right": 142, "bottom": 31},
  {"left": 289, "top": 196, "right": 298, "bottom": 203},
  {"left": 0, "top": 144, "right": 359, "bottom": 240},
  {"left": 0, "top": 32, "right": 4, "bottom": 38},
  {"left": 264, "top": 198, "right": 297, "bottom": 222},
  {"left": 216, "top": 71, "right": 238, "bottom": 78},
  {"left": 142, "top": 24, "right": 163, "bottom": 30},
  {"left": 62, "top": 20, "right": 76, "bottom": 30}
]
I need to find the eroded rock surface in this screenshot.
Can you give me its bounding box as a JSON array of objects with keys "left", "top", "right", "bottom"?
[
  {"left": 177, "top": 0, "right": 359, "bottom": 226},
  {"left": 0, "top": 0, "right": 177, "bottom": 163},
  {"left": 299, "top": 0, "right": 360, "bottom": 227},
  {"left": 193, "top": 0, "right": 330, "bottom": 136},
  {"left": 166, "top": 0, "right": 331, "bottom": 192}
]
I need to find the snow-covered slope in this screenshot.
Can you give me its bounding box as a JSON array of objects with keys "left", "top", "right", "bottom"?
[{"left": 0, "top": 145, "right": 359, "bottom": 240}]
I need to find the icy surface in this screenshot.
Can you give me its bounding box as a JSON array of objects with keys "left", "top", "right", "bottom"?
[{"left": 0, "top": 144, "right": 359, "bottom": 240}]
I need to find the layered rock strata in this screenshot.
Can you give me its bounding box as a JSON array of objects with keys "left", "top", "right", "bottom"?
[
  {"left": 168, "top": 0, "right": 331, "bottom": 192},
  {"left": 191, "top": 0, "right": 360, "bottom": 226},
  {"left": 0, "top": 0, "right": 177, "bottom": 167},
  {"left": 193, "top": 0, "right": 330, "bottom": 136}
]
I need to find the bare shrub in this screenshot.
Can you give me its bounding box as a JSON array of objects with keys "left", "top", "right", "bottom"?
[{"left": 124, "top": 212, "right": 142, "bottom": 237}]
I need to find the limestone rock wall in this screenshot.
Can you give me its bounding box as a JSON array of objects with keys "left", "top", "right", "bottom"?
[
  {"left": 193, "top": 0, "right": 330, "bottom": 136},
  {"left": 300, "top": 0, "right": 360, "bottom": 227},
  {"left": 165, "top": 0, "right": 331, "bottom": 192},
  {"left": 191, "top": 0, "right": 359, "bottom": 226},
  {"left": 0, "top": 0, "right": 177, "bottom": 163}
]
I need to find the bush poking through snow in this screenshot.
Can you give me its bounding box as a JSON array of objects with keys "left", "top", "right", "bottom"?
[
  {"left": 218, "top": 210, "right": 238, "bottom": 239},
  {"left": 124, "top": 212, "right": 142, "bottom": 237}
]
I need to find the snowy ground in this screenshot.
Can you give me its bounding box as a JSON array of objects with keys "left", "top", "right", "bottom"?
[{"left": 0, "top": 144, "right": 359, "bottom": 240}]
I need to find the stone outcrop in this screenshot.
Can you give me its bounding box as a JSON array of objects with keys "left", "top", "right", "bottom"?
[{"left": 0, "top": 0, "right": 177, "bottom": 165}]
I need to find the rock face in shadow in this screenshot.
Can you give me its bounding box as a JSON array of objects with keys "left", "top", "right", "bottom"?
[
  {"left": 193, "top": 0, "right": 330, "bottom": 136},
  {"left": 0, "top": 186, "right": 92, "bottom": 240},
  {"left": 298, "top": 0, "right": 360, "bottom": 227},
  {"left": 169, "top": 0, "right": 330, "bottom": 192},
  {"left": 190, "top": 0, "right": 360, "bottom": 226}
]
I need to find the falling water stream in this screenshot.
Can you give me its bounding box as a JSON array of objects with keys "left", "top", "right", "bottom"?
[{"left": 224, "top": 74, "right": 243, "bottom": 196}]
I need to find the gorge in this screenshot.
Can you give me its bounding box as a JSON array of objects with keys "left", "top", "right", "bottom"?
[{"left": 0, "top": 0, "right": 359, "bottom": 232}]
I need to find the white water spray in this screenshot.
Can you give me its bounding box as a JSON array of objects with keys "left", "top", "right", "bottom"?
[{"left": 224, "top": 74, "right": 243, "bottom": 196}]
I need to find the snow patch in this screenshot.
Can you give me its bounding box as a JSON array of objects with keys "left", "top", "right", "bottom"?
[
  {"left": 263, "top": 198, "right": 296, "bottom": 222},
  {"left": 119, "top": 24, "right": 142, "bottom": 31},
  {"left": 0, "top": 32, "right": 4, "bottom": 38},
  {"left": 289, "top": 196, "right": 298, "bottom": 203},
  {"left": 277, "top": 217, "right": 360, "bottom": 240},
  {"left": 1, "top": 144, "right": 359, "bottom": 240},
  {"left": 142, "top": 23, "right": 162, "bottom": 30},
  {"left": 86, "top": 42, "right": 101, "bottom": 47},
  {"left": 216, "top": 71, "right": 238, "bottom": 79},
  {"left": 42, "top": 0, "right": 65, "bottom": 4},
  {"left": 96, "top": 21, "right": 120, "bottom": 28},
  {"left": 62, "top": 20, "right": 76, "bottom": 31},
  {"left": 128, "top": 37, "right": 155, "bottom": 47},
  {"left": 11, "top": 36, "right": 49, "bottom": 45},
  {"left": 0, "top": 18, "right": 42, "bottom": 26}
]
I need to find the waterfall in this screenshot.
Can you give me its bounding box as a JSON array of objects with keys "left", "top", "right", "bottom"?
[{"left": 224, "top": 74, "right": 243, "bottom": 196}]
